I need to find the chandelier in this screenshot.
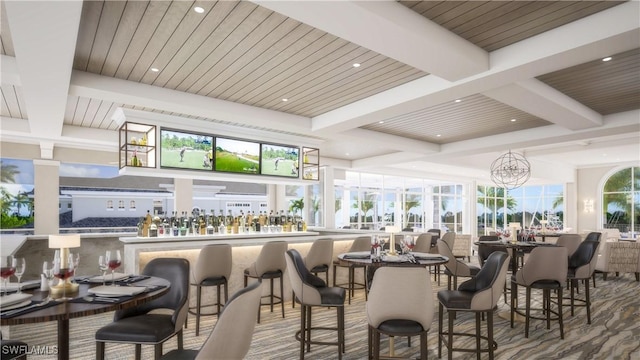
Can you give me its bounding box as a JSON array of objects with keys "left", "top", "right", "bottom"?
[{"left": 490, "top": 150, "right": 531, "bottom": 190}]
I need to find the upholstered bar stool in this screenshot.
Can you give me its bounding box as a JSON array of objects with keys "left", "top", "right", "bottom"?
[
  {"left": 244, "top": 241, "right": 288, "bottom": 323},
  {"left": 438, "top": 252, "right": 509, "bottom": 360},
  {"left": 189, "top": 244, "right": 232, "bottom": 336},
  {"left": 567, "top": 240, "right": 600, "bottom": 324},
  {"left": 511, "top": 247, "right": 568, "bottom": 339},
  {"left": 438, "top": 239, "right": 480, "bottom": 290},
  {"left": 286, "top": 249, "right": 346, "bottom": 360},
  {"left": 333, "top": 236, "right": 370, "bottom": 304},
  {"left": 293, "top": 238, "right": 334, "bottom": 308}
]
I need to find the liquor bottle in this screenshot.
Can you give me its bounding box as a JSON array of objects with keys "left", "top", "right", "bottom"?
[
  {"left": 199, "top": 214, "right": 206, "bottom": 235},
  {"left": 206, "top": 212, "right": 214, "bottom": 235},
  {"left": 269, "top": 210, "right": 276, "bottom": 226},
  {"left": 238, "top": 210, "right": 246, "bottom": 234},
  {"left": 259, "top": 211, "right": 266, "bottom": 227},
  {"left": 137, "top": 216, "right": 144, "bottom": 237},
  {"left": 226, "top": 210, "right": 233, "bottom": 234},
  {"left": 246, "top": 211, "right": 253, "bottom": 231},
  {"left": 131, "top": 150, "right": 140, "bottom": 167},
  {"left": 143, "top": 210, "right": 152, "bottom": 237},
  {"left": 280, "top": 210, "right": 287, "bottom": 228}
]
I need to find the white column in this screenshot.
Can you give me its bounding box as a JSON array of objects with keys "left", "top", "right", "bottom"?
[
  {"left": 275, "top": 185, "right": 287, "bottom": 212},
  {"left": 323, "top": 167, "right": 335, "bottom": 229},
  {"left": 34, "top": 159, "right": 60, "bottom": 235},
  {"left": 173, "top": 178, "right": 193, "bottom": 214}
]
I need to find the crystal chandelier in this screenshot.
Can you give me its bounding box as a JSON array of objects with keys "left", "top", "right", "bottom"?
[{"left": 490, "top": 150, "right": 531, "bottom": 190}]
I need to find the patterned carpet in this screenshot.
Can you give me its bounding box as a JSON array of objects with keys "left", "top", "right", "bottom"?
[{"left": 4, "top": 271, "right": 640, "bottom": 360}]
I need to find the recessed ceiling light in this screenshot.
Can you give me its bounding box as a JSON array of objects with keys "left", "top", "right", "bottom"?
[
  {"left": 379, "top": 121, "right": 384, "bottom": 124},
  {"left": 454, "top": 99, "right": 461, "bottom": 103},
  {"left": 150, "top": 67, "right": 160, "bottom": 72},
  {"left": 345, "top": 152, "right": 350, "bottom": 156},
  {"left": 282, "top": 98, "right": 288, "bottom": 102},
  {"left": 194, "top": 6, "right": 205, "bottom": 13},
  {"left": 510, "top": 118, "right": 517, "bottom": 122},
  {"left": 602, "top": 56, "right": 612, "bottom": 62},
  {"left": 436, "top": 134, "right": 441, "bottom": 137},
  {"left": 352, "top": 63, "right": 361, "bottom": 68}
]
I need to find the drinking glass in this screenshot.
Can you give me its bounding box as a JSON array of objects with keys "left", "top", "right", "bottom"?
[
  {"left": 98, "top": 255, "right": 109, "bottom": 286},
  {"left": 105, "top": 250, "right": 122, "bottom": 286},
  {"left": 71, "top": 253, "right": 80, "bottom": 283},
  {"left": 404, "top": 236, "right": 415, "bottom": 253},
  {"left": 53, "top": 255, "right": 74, "bottom": 300},
  {"left": 1, "top": 256, "right": 16, "bottom": 293},
  {"left": 42, "top": 261, "right": 56, "bottom": 300},
  {"left": 13, "top": 257, "right": 25, "bottom": 293}
]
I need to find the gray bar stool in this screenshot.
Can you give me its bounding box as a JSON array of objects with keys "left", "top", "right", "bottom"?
[
  {"left": 293, "top": 238, "right": 334, "bottom": 308},
  {"left": 189, "top": 244, "right": 232, "bottom": 336},
  {"left": 244, "top": 241, "right": 288, "bottom": 323}
]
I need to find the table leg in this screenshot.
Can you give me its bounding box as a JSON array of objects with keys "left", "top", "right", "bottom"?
[
  {"left": 389, "top": 336, "right": 395, "bottom": 356},
  {"left": 58, "top": 319, "right": 69, "bottom": 360}
]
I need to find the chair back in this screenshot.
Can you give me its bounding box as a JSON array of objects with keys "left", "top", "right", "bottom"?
[
  {"left": 477, "top": 242, "right": 508, "bottom": 267},
  {"left": 441, "top": 232, "right": 456, "bottom": 250},
  {"left": 254, "top": 241, "right": 288, "bottom": 276},
  {"left": 115, "top": 258, "right": 190, "bottom": 333},
  {"left": 285, "top": 249, "right": 326, "bottom": 306},
  {"left": 350, "top": 236, "right": 372, "bottom": 252},
  {"left": 584, "top": 232, "right": 602, "bottom": 243},
  {"left": 515, "top": 247, "right": 568, "bottom": 286},
  {"left": 195, "top": 281, "right": 262, "bottom": 360},
  {"left": 305, "top": 239, "right": 334, "bottom": 271},
  {"left": 458, "top": 252, "right": 509, "bottom": 311},
  {"left": 569, "top": 240, "right": 600, "bottom": 278},
  {"left": 427, "top": 229, "right": 441, "bottom": 240},
  {"left": 556, "top": 234, "right": 582, "bottom": 257},
  {"left": 193, "top": 244, "right": 232, "bottom": 284},
  {"left": 437, "top": 239, "right": 473, "bottom": 277},
  {"left": 478, "top": 235, "right": 500, "bottom": 242},
  {"left": 413, "top": 233, "right": 433, "bottom": 253},
  {"left": 366, "top": 267, "right": 433, "bottom": 330}
]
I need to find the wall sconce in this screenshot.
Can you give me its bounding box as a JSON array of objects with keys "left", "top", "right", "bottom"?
[{"left": 583, "top": 199, "right": 594, "bottom": 213}]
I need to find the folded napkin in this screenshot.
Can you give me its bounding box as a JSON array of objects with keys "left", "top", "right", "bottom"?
[
  {"left": 88, "top": 273, "right": 130, "bottom": 283},
  {"left": 1, "top": 280, "right": 41, "bottom": 293},
  {"left": 413, "top": 254, "right": 447, "bottom": 261},
  {"left": 114, "top": 275, "right": 150, "bottom": 285},
  {"left": 342, "top": 252, "right": 371, "bottom": 259},
  {"left": 88, "top": 285, "right": 146, "bottom": 297},
  {"left": 0, "top": 293, "right": 32, "bottom": 307},
  {"left": 382, "top": 255, "right": 408, "bottom": 263}
]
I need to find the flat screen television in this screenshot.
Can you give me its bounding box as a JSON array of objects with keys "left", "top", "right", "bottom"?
[
  {"left": 160, "top": 128, "right": 213, "bottom": 170},
  {"left": 214, "top": 137, "right": 260, "bottom": 174},
  {"left": 260, "top": 143, "right": 300, "bottom": 178}
]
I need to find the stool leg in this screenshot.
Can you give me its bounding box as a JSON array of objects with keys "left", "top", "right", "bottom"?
[
  {"left": 585, "top": 279, "right": 591, "bottom": 324},
  {"left": 270, "top": 277, "right": 275, "bottom": 313},
  {"left": 217, "top": 283, "right": 222, "bottom": 315},
  {"left": 223, "top": 279, "right": 228, "bottom": 303},
  {"left": 487, "top": 311, "right": 494, "bottom": 360},
  {"left": 280, "top": 273, "right": 285, "bottom": 318},
  {"left": 525, "top": 287, "right": 531, "bottom": 338},
  {"left": 196, "top": 285, "right": 202, "bottom": 336},
  {"left": 545, "top": 289, "right": 551, "bottom": 330},
  {"left": 448, "top": 310, "right": 454, "bottom": 360},
  {"left": 339, "top": 306, "right": 345, "bottom": 355},
  {"left": 558, "top": 287, "right": 564, "bottom": 339},
  {"left": 438, "top": 303, "right": 443, "bottom": 358},
  {"left": 300, "top": 305, "right": 306, "bottom": 360},
  {"left": 306, "top": 305, "right": 312, "bottom": 353},
  {"left": 96, "top": 342, "right": 105, "bottom": 360},
  {"left": 475, "top": 312, "right": 481, "bottom": 360},
  {"left": 135, "top": 344, "right": 141, "bottom": 360}
]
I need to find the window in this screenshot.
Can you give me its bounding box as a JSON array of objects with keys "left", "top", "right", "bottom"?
[
  {"left": 106, "top": 200, "right": 113, "bottom": 210},
  {"left": 118, "top": 200, "right": 125, "bottom": 210},
  {"left": 602, "top": 166, "right": 640, "bottom": 234},
  {"left": 129, "top": 200, "right": 136, "bottom": 210}
]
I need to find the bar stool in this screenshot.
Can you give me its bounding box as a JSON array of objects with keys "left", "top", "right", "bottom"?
[
  {"left": 244, "top": 241, "right": 288, "bottom": 323},
  {"left": 293, "top": 238, "right": 334, "bottom": 308},
  {"left": 189, "top": 244, "right": 232, "bottom": 336},
  {"left": 333, "top": 236, "right": 370, "bottom": 304},
  {"left": 286, "top": 249, "right": 345, "bottom": 359},
  {"left": 511, "top": 247, "right": 568, "bottom": 338}
]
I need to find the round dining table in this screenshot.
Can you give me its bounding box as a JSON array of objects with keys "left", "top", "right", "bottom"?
[{"left": 1, "top": 276, "right": 170, "bottom": 360}]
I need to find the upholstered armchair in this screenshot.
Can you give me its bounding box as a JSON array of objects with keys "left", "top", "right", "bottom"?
[
  {"left": 595, "top": 241, "right": 640, "bottom": 281},
  {"left": 452, "top": 234, "right": 471, "bottom": 261}
]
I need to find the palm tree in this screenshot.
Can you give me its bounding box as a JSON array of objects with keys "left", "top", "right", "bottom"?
[
  {"left": 13, "top": 191, "right": 31, "bottom": 216},
  {"left": 289, "top": 198, "right": 304, "bottom": 216},
  {"left": 403, "top": 194, "right": 421, "bottom": 228},
  {"left": 477, "top": 186, "right": 517, "bottom": 228},
  {"left": 354, "top": 193, "right": 376, "bottom": 224},
  {"left": 0, "top": 188, "right": 12, "bottom": 215},
  {"left": 0, "top": 161, "right": 19, "bottom": 183},
  {"left": 602, "top": 167, "right": 636, "bottom": 228}
]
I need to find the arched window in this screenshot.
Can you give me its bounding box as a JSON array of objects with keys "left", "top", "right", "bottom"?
[
  {"left": 602, "top": 166, "right": 640, "bottom": 235},
  {"left": 106, "top": 200, "right": 113, "bottom": 210}
]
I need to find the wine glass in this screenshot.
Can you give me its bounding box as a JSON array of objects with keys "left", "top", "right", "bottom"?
[
  {"left": 13, "top": 257, "right": 25, "bottom": 293},
  {"left": 105, "top": 250, "right": 122, "bottom": 286},
  {"left": 98, "top": 255, "right": 109, "bottom": 286},
  {"left": 42, "top": 261, "right": 56, "bottom": 300},
  {"left": 1, "top": 256, "right": 16, "bottom": 293},
  {"left": 71, "top": 253, "right": 80, "bottom": 283},
  {"left": 53, "top": 255, "right": 74, "bottom": 300},
  {"left": 404, "top": 236, "right": 415, "bottom": 253}
]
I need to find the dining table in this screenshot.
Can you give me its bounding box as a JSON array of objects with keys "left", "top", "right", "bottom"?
[
  {"left": 474, "top": 240, "right": 558, "bottom": 273},
  {"left": 0, "top": 275, "right": 170, "bottom": 360}
]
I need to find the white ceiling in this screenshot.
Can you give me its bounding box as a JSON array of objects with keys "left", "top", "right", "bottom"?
[{"left": 1, "top": 0, "right": 639, "bottom": 185}]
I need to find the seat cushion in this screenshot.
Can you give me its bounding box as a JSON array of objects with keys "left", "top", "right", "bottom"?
[
  {"left": 310, "top": 264, "right": 329, "bottom": 273},
  {"left": 244, "top": 268, "right": 281, "bottom": 279},
  {"left": 378, "top": 319, "right": 424, "bottom": 335},
  {"left": 318, "top": 287, "right": 346, "bottom": 305},
  {"left": 1, "top": 340, "right": 28, "bottom": 360},
  {"left": 95, "top": 314, "right": 175, "bottom": 343},
  {"left": 511, "top": 274, "right": 562, "bottom": 289},
  {"left": 199, "top": 276, "right": 227, "bottom": 286},
  {"left": 437, "top": 290, "right": 474, "bottom": 310},
  {"left": 159, "top": 349, "right": 199, "bottom": 360}
]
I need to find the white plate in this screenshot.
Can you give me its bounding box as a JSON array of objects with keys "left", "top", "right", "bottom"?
[
  {"left": 88, "top": 285, "right": 146, "bottom": 297},
  {"left": 88, "top": 273, "right": 130, "bottom": 283},
  {"left": 0, "top": 299, "right": 32, "bottom": 311},
  {"left": 0, "top": 293, "right": 32, "bottom": 307}
]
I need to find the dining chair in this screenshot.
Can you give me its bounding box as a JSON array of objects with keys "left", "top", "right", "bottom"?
[
  {"left": 438, "top": 251, "right": 510, "bottom": 360},
  {"left": 333, "top": 236, "right": 370, "bottom": 304},
  {"left": 413, "top": 233, "right": 433, "bottom": 253},
  {"left": 437, "top": 239, "right": 480, "bottom": 290},
  {"left": 159, "top": 281, "right": 262, "bottom": 360},
  {"left": 189, "top": 244, "right": 232, "bottom": 336},
  {"left": 556, "top": 234, "right": 582, "bottom": 257},
  {"left": 595, "top": 241, "right": 640, "bottom": 281},
  {"left": 292, "top": 238, "right": 334, "bottom": 308},
  {"left": 95, "top": 257, "right": 190, "bottom": 360},
  {"left": 367, "top": 267, "right": 433, "bottom": 360},
  {"left": 286, "top": 249, "right": 345, "bottom": 360},
  {"left": 243, "top": 241, "right": 288, "bottom": 323},
  {"left": 511, "top": 247, "right": 568, "bottom": 339},
  {"left": 0, "top": 333, "right": 28, "bottom": 360},
  {"left": 567, "top": 240, "right": 600, "bottom": 324}
]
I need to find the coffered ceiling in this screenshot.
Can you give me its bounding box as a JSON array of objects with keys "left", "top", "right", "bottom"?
[{"left": 1, "top": 1, "right": 639, "bottom": 185}]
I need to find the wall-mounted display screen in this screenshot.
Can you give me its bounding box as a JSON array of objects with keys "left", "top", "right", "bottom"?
[
  {"left": 260, "top": 143, "right": 299, "bottom": 178},
  {"left": 214, "top": 137, "right": 260, "bottom": 174},
  {"left": 160, "top": 129, "right": 213, "bottom": 170}
]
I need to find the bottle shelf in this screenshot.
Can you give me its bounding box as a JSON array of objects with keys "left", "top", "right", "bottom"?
[
  {"left": 119, "top": 122, "right": 156, "bottom": 169},
  {"left": 302, "top": 147, "right": 319, "bottom": 180}
]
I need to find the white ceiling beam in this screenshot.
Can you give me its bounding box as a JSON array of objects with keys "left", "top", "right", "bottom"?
[
  {"left": 69, "top": 71, "right": 312, "bottom": 134},
  {"left": 351, "top": 152, "right": 428, "bottom": 169},
  {"left": 310, "top": 1, "right": 640, "bottom": 133},
  {"left": 483, "top": 78, "right": 603, "bottom": 130},
  {"left": 0, "top": 55, "right": 20, "bottom": 86},
  {"left": 252, "top": 0, "right": 488, "bottom": 81},
  {"left": 341, "top": 128, "right": 440, "bottom": 154},
  {"left": 4, "top": 0, "right": 82, "bottom": 138}
]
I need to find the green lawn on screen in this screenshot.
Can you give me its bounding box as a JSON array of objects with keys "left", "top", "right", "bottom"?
[
  {"left": 215, "top": 151, "right": 259, "bottom": 173},
  {"left": 262, "top": 158, "right": 298, "bottom": 177},
  {"left": 161, "top": 148, "right": 211, "bottom": 169}
]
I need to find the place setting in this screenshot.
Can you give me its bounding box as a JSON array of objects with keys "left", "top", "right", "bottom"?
[{"left": 1, "top": 256, "right": 60, "bottom": 318}]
